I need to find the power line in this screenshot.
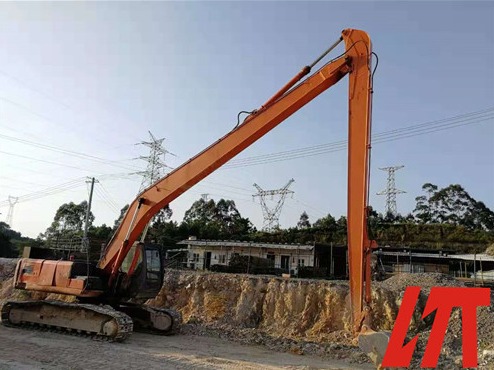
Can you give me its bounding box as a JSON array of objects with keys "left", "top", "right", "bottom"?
[
  {"left": 0, "top": 172, "right": 140, "bottom": 209},
  {"left": 0, "top": 178, "right": 86, "bottom": 207},
  {"left": 94, "top": 186, "right": 119, "bottom": 214},
  {"left": 98, "top": 183, "right": 120, "bottom": 210},
  {"left": 0, "top": 70, "right": 143, "bottom": 144},
  {"left": 0, "top": 132, "right": 141, "bottom": 172},
  {"left": 223, "top": 113, "right": 493, "bottom": 168},
  {"left": 0, "top": 150, "right": 95, "bottom": 172},
  {"left": 221, "top": 108, "right": 494, "bottom": 169},
  {"left": 227, "top": 107, "right": 494, "bottom": 164}
]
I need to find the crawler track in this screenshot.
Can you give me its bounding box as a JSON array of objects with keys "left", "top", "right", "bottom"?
[
  {"left": 117, "top": 303, "right": 182, "bottom": 335},
  {"left": 1, "top": 300, "right": 133, "bottom": 342}
]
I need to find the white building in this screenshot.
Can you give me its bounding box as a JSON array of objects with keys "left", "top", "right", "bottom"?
[{"left": 177, "top": 237, "right": 315, "bottom": 274}]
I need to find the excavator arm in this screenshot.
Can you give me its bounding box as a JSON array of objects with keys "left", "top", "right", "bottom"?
[
  {"left": 99, "top": 29, "right": 375, "bottom": 333},
  {"left": 6, "top": 28, "right": 389, "bottom": 363}
]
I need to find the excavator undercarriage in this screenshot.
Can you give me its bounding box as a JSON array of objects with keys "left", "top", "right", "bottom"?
[
  {"left": 1, "top": 301, "right": 180, "bottom": 341},
  {"left": 1, "top": 300, "right": 134, "bottom": 341}
]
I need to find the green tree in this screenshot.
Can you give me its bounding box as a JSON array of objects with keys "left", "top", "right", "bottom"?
[
  {"left": 297, "top": 211, "right": 311, "bottom": 229},
  {"left": 181, "top": 198, "right": 253, "bottom": 239},
  {"left": 413, "top": 183, "right": 494, "bottom": 231},
  {"left": 313, "top": 213, "right": 337, "bottom": 230},
  {"left": 113, "top": 204, "right": 129, "bottom": 229},
  {"left": 0, "top": 222, "right": 17, "bottom": 257},
  {"left": 183, "top": 198, "right": 217, "bottom": 224},
  {"left": 154, "top": 205, "right": 173, "bottom": 224},
  {"left": 42, "top": 201, "right": 94, "bottom": 240},
  {"left": 88, "top": 224, "right": 113, "bottom": 241}
]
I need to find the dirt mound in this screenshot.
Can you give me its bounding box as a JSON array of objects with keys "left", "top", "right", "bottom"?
[
  {"left": 148, "top": 270, "right": 420, "bottom": 337},
  {"left": 0, "top": 258, "right": 17, "bottom": 279},
  {"left": 148, "top": 270, "right": 494, "bottom": 368},
  {"left": 0, "top": 259, "right": 19, "bottom": 306},
  {"left": 378, "top": 272, "right": 465, "bottom": 293}
]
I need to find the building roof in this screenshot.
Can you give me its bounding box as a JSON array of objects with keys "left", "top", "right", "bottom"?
[
  {"left": 375, "top": 249, "right": 494, "bottom": 262},
  {"left": 449, "top": 253, "right": 494, "bottom": 262},
  {"left": 374, "top": 250, "right": 451, "bottom": 259},
  {"left": 177, "top": 239, "right": 314, "bottom": 251}
]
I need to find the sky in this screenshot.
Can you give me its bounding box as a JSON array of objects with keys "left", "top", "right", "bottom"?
[{"left": 0, "top": 1, "right": 493, "bottom": 238}]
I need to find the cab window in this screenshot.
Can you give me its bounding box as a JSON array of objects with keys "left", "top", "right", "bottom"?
[{"left": 121, "top": 245, "right": 142, "bottom": 273}]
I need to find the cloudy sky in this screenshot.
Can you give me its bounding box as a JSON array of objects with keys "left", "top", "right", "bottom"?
[{"left": 0, "top": 1, "right": 493, "bottom": 238}]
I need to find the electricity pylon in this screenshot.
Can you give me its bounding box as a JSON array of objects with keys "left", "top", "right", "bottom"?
[
  {"left": 253, "top": 179, "right": 295, "bottom": 231},
  {"left": 5, "top": 196, "right": 18, "bottom": 227},
  {"left": 136, "top": 131, "right": 175, "bottom": 240},
  {"left": 377, "top": 165, "right": 405, "bottom": 216}
]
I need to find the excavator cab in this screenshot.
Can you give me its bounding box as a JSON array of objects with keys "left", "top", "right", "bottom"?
[
  {"left": 119, "top": 243, "right": 164, "bottom": 299},
  {"left": 116, "top": 243, "right": 178, "bottom": 334}
]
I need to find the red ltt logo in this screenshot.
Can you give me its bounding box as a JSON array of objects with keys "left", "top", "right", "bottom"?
[{"left": 382, "top": 287, "right": 491, "bottom": 368}]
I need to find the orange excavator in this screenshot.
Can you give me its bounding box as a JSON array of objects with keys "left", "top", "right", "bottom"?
[{"left": 2, "top": 28, "right": 387, "bottom": 365}]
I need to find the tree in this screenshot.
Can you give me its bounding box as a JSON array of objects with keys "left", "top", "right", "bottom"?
[
  {"left": 313, "top": 213, "right": 337, "bottom": 230},
  {"left": 181, "top": 197, "right": 253, "bottom": 239},
  {"left": 88, "top": 224, "right": 113, "bottom": 241},
  {"left": 113, "top": 204, "right": 129, "bottom": 229},
  {"left": 413, "top": 183, "right": 494, "bottom": 231},
  {"left": 42, "top": 201, "right": 94, "bottom": 240},
  {"left": 154, "top": 205, "right": 173, "bottom": 224},
  {"left": 297, "top": 211, "right": 311, "bottom": 229},
  {"left": 183, "top": 198, "right": 217, "bottom": 224},
  {"left": 413, "top": 183, "right": 438, "bottom": 224},
  {"left": 0, "top": 223, "right": 17, "bottom": 257},
  {"left": 335, "top": 216, "right": 348, "bottom": 243}
]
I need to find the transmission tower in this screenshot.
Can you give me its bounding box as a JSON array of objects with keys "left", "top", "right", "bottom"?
[
  {"left": 252, "top": 179, "right": 295, "bottom": 231},
  {"left": 5, "top": 196, "right": 18, "bottom": 227},
  {"left": 377, "top": 165, "right": 406, "bottom": 216},
  {"left": 136, "top": 131, "right": 175, "bottom": 192},
  {"left": 136, "top": 131, "right": 175, "bottom": 240}
]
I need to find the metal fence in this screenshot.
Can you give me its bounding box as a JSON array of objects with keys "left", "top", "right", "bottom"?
[{"left": 43, "top": 237, "right": 88, "bottom": 253}]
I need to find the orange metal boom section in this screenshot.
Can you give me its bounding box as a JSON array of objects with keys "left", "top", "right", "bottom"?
[{"left": 99, "top": 29, "right": 374, "bottom": 329}]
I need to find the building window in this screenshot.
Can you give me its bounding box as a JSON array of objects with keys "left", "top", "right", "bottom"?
[
  {"left": 298, "top": 259, "right": 305, "bottom": 267},
  {"left": 192, "top": 253, "right": 200, "bottom": 262},
  {"left": 218, "top": 255, "right": 226, "bottom": 264}
]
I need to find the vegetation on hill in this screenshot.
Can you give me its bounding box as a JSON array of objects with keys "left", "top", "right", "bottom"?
[{"left": 1, "top": 183, "right": 492, "bottom": 258}]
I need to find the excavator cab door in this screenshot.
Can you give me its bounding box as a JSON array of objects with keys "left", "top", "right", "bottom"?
[
  {"left": 141, "top": 246, "right": 163, "bottom": 297},
  {"left": 120, "top": 243, "right": 164, "bottom": 299}
]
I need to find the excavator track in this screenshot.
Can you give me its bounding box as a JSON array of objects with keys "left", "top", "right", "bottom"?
[
  {"left": 1, "top": 300, "right": 133, "bottom": 342},
  {"left": 117, "top": 303, "right": 182, "bottom": 335}
]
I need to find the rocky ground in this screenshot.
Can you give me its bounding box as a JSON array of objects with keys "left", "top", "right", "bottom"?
[{"left": 0, "top": 258, "right": 493, "bottom": 369}]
